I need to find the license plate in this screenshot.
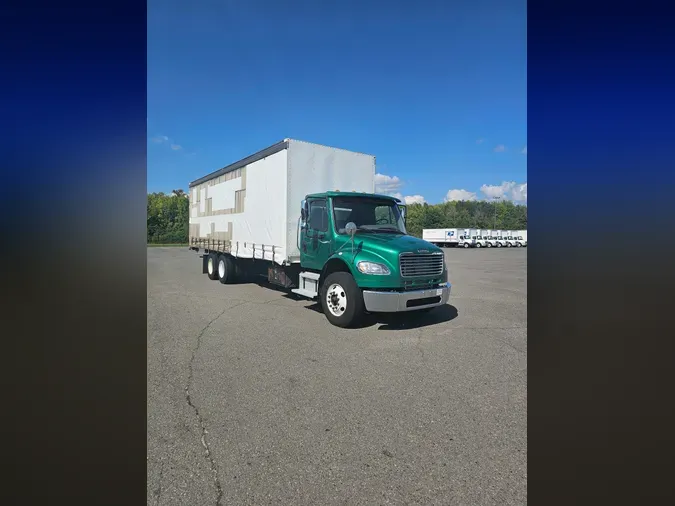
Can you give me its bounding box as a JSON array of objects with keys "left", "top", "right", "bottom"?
[{"left": 436, "top": 288, "right": 443, "bottom": 296}]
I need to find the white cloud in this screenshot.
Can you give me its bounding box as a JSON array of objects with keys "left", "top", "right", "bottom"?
[
  {"left": 445, "top": 189, "right": 478, "bottom": 202},
  {"left": 476, "top": 138, "right": 485, "bottom": 144},
  {"left": 375, "top": 173, "right": 425, "bottom": 204},
  {"left": 494, "top": 144, "right": 506, "bottom": 153},
  {"left": 374, "top": 173, "right": 402, "bottom": 193},
  {"left": 151, "top": 134, "right": 185, "bottom": 152},
  {"left": 403, "top": 194, "right": 426, "bottom": 205},
  {"left": 480, "top": 181, "right": 527, "bottom": 202},
  {"left": 521, "top": 146, "right": 527, "bottom": 155}
]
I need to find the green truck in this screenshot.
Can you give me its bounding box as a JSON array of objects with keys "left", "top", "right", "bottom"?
[{"left": 188, "top": 139, "right": 451, "bottom": 327}]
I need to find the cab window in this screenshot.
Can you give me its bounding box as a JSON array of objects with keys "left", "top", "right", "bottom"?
[{"left": 308, "top": 199, "right": 328, "bottom": 232}]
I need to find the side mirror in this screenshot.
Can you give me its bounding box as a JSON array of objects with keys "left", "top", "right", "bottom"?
[
  {"left": 398, "top": 204, "right": 407, "bottom": 225},
  {"left": 345, "top": 222, "right": 357, "bottom": 237}
]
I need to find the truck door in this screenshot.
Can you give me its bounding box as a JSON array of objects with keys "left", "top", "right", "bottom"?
[{"left": 301, "top": 198, "right": 332, "bottom": 271}]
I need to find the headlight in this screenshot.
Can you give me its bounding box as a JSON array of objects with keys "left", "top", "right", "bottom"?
[{"left": 357, "top": 261, "right": 391, "bottom": 275}]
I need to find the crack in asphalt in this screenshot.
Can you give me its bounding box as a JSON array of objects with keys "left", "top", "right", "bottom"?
[
  {"left": 185, "top": 301, "right": 248, "bottom": 506},
  {"left": 154, "top": 461, "right": 164, "bottom": 506},
  {"left": 415, "top": 330, "right": 426, "bottom": 361}
]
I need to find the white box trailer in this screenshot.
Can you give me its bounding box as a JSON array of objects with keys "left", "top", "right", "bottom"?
[
  {"left": 188, "top": 139, "right": 375, "bottom": 265},
  {"left": 422, "top": 228, "right": 459, "bottom": 247}
]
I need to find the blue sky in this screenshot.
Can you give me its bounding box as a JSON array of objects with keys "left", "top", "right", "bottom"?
[{"left": 148, "top": 0, "right": 527, "bottom": 204}]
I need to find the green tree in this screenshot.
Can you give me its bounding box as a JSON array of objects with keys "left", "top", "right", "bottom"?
[{"left": 147, "top": 191, "right": 189, "bottom": 244}]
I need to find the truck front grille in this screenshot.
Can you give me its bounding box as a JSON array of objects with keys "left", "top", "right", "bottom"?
[{"left": 399, "top": 252, "right": 444, "bottom": 278}]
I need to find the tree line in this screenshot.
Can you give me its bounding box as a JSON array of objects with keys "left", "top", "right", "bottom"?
[
  {"left": 147, "top": 191, "right": 527, "bottom": 244},
  {"left": 147, "top": 191, "right": 189, "bottom": 244}
]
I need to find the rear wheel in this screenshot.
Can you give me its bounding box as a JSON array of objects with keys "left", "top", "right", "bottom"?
[
  {"left": 217, "top": 254, "right": 236, "bottom": 284},
  {"left": 206, "top": 253, "right": 218, "bottom": 280},
  {"left": 320, "top": 272, "right": 364, "bottom": 328}
]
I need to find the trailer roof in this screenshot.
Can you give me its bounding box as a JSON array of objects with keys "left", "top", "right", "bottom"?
[
  {"left": 188, "top": 138, "right": 376, "bottom": 188},
  {"left": 189, "top": 139, "right": 288, "bottom": 188}
]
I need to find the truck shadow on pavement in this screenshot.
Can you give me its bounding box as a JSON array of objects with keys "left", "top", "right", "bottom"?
[
  {"left": 301, "top": 301, "right": 459, "bottom": 330},
  {"left": 260, "top": 282, "right": 459, "bottom": 330}
]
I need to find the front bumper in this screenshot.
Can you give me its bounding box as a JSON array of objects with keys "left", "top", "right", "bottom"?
[{"left": 362, "top": 282, "right": 451, "bottom": 313}]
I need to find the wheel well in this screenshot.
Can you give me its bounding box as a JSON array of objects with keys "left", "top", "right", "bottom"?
[{"left": 321, "top": 258, "right": 352, "bottom": 288}]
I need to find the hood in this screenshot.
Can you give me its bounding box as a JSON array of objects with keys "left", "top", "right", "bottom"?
[{"left": 354, "top": 232, "right": 441, "bottom": 256}]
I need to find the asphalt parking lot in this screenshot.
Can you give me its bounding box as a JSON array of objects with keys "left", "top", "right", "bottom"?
[{"left": 147, "top": 247, "right": 527, "bottom": 505}]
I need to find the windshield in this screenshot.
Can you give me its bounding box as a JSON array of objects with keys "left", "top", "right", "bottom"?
[{"left": 332, "top": 197, "right": 406, "bottom": 234}]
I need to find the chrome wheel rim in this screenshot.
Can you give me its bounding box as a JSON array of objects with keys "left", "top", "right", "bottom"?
[
  {"left": 326, "top": 283, "right": 347, "bottom": 317},
  {"left": 207, "top": 257, "right": 214, "bottom": 274},
  {"left": 218, "top": 259, "right": 225, "bottom": 278}
]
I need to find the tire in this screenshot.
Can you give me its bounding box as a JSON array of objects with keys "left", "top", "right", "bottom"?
[
  {"left": 476, "top": 243, "right": 481, "bottom": 248},
  {"left": 506, "top": 242, "right": 512, "bottom": 248},
  {"left": 206, "top": 253, "right": 218, "bottom": 280},
  {"left": 320, "top": 272, "right": 364, "bottom": 328},
  {"left": 463, "top": 243, "right": 470, "bottom": 249},
  {"left": 516, "top": 242, "right": 522, "bottom": 248},
  {"left": 497, "top": 243, "right": 502, "bottom": 248},
  {"left": 487, "top": 242, "right": 492, "bottom": 248},
  {"left": 217, "top": 254, "right": 235, "bottom": 284}
]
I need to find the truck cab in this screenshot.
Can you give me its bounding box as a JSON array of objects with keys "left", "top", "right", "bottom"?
[
  {"left": 457, "top": 229, "right": 474, "bottom": 248},
  {"left": 294, "top": 192, "right": 451, "bottom": 327},
  {"left": 475, "top": 230, "right": 491, "bottom": 248}
]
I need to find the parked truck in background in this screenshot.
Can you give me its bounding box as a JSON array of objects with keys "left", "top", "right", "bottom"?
[
  {"left": 487, "top": 230, "right": 500, "bottom": 248},
  {"left": 494, "top": 231, "right": 507, "bottom": 247},
  {"left": 505, "top": 231, "right": 517, "bottom": 247},
  {"left": 188, "top": 139, "right": 451, "bottom": 328},
  {"left": 475, "top": 229, "right": 492, "bottom": 248},
  {"left": 457, "top": 228, "right": 474, "bottom": 248},
  {"left": 422, "top": 228, "right": 459, "bottom": 248},
  {"left": 513, "top": 230, "right": 527, "bottom": 247}
]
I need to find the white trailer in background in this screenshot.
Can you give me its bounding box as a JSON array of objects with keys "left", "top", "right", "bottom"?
[
  {"left": 445, "top": 228, "right": 459, "bottom": 246},
  {"left": 422, "top": 228, "right": 459, "bottom": 247}
]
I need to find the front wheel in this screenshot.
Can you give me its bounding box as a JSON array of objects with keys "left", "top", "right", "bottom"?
[
  {"left": 320, "top": 272, "right": 364, "bottom": 328},
  {"left": 475, "top": 243, "right": 481, "bottom": 248},
  {"left": 497, "top": 243, "right": 502, "bottom": 248},
  {"left": 463, "top": 243, "right": 470, "bottom": 249},
  {"left": 506, "top": 242, "right": 512, "bottom": 248},
  {"left": 487, "top": 242, "right": 492, "bottom": 248}
]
